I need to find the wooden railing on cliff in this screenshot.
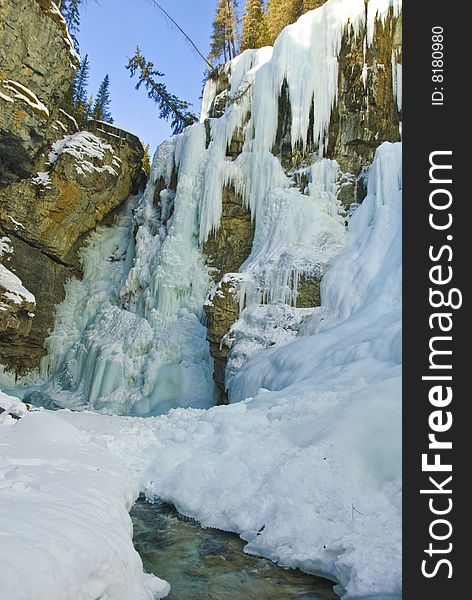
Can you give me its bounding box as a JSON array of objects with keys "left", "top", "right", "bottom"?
[{"left": 84, "top": 120, "right": 143, "bottom": 151}]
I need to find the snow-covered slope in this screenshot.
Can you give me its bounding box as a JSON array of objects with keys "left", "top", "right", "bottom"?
[{"left": 0, "top": 391, "right": 170, "bottom": 600}]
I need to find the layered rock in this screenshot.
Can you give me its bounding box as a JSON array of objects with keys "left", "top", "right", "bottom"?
[
  {"left": 0, "top": 0, "right": 79, "bottom": 185},
  {"left": 0, "top": 0, "right": 145, "bottom": 375}
]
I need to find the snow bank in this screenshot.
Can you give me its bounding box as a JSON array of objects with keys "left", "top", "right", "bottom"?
[{"left": 0, "top": 390, "right": 169, "bottom": 600}]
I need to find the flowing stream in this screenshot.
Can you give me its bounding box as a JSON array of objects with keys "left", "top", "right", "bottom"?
[{"left": 131, "top": 499, "right": 340, "bottom": 600}]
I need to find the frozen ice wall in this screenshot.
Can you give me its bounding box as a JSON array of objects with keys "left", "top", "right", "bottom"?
[
  {"left": 41, "top": 132, "right": 218, "bottom": 415},
  {"left": 39, "top": 0, "right": 400, "bottom": 415}
]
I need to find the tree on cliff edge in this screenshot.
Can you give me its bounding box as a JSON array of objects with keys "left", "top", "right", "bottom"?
[
  {"left": 126, "top": 47, "right": 197, "bottom": 135},
  {"left": 73, "top": 54, "right": 91, "bottom": 124},
  {"left": 241, "top": 0, "right": 265, "bottom": 51},
  {"left": 57, "top": 0, "right": 87, "bottom": 51},
  {"left": 208, "top": 0, "right": 239, "bottom": 65},
  {"left": 91, "top": 75, "right": 113, "bottom": 123}
]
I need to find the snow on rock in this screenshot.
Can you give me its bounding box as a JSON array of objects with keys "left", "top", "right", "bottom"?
[
  {"left": 7, "top": 215, "right": 26, "bottom": 231},
  {"left": 32, "top": 171, "right": 52, "bottom": 188},
  {"left": 48, "top": 131, "right": 120, "bottom": 177},
  {"left": 0, "top": 390, "right": 29, "bottom": 422},
  {"left": 0, "top": 264, "right": 36, "bottom": 306},
  {"left": 0, "top": 389, "right": 170, "bottom": 600},
  {"left": 0, "top": 236, "right": 13, "bottom": 258},
  {"left": 0, "top": 236, "right": 35, "bottom": 307},
  {"left": 45, "top": 0, "right": 81, "bottom": 65},
  {"left": 0, "top": 80, "right": 49, "bottom": 118}
]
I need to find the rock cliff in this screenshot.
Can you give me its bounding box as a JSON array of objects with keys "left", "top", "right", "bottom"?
[{"left": 0, "top": 0, "right": 145, "bottom": 375}]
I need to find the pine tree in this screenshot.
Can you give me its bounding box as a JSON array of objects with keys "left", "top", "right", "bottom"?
[
  {"left": 227, "top": 0, "right": 239, "bottom": 58},
  {"left": 73, "top": 54, "right": 91, "bottom": 125},
  {"left": 126, "top": 47, "right": 197, "bottom": 135},
  {"left": 265, "top": 0, "right": 324, "bottom": 44},
  {"left": 257, "top": 6, "right": 271, "bottom": 47},
  {"left": 91, "top": 74, "right": 113, "bottom": 123},
  {"left": 142, "top": 144, "right": 151, "bottom": 177},
  {"left": 58, "top": 0, "right": 85, "bottom": 51},
  {"left": 208, "top": 0, "right": 239, "bottom": 65},
  {"left": 266, "top": 0, "right": 293, "bottom": 44},
  {"left": 303, "top": 0, "right": 325, "bottom": 11},
  {"left": 241, "top": 0, "right": 264, "bottom": 51}
]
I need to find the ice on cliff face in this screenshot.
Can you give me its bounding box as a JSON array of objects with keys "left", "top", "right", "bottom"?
[
  {"left": 41, "top": 131, "right": 218, "bottom": 415},
  {"left": 40, "top": 0, "right": 401, "bottom": 416}
]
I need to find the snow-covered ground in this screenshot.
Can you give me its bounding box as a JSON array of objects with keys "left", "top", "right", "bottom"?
[{"left": 0, "top": 390, "right": 170, "bottom": 600}]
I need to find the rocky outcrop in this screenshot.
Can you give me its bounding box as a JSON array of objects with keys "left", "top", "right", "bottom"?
[
  {"left": 0, "top": 267, "right": 36, "bottom": 351},
  {"left": 204, "top": 281, "right": 240, "bottom": 404},
  {"left": 0, "top": 128, "right": 144, "bottom": 374},
  {"left": 203, "top": 186, "right": 254, "bottom": 401},
  {"left": 0, "top": 0, "right": 145, "bottom": 375},
  {"left": 0, "top": 0, "right": 79, "bottom": 186},
  {"left": 326, "top": 10, "right": 402, "bottom": 194}
]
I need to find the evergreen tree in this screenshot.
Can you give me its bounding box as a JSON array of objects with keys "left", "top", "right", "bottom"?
[
  {"left": 58, "top": 0, "right": 85, "bottom": 51},
  {"left": 266, "top": 0, "right": 297, "bottom": 44},
  {"left": 257, "top": 6, "right": 271, "bottom": 47},
  {"left": 208, "top": 0, "right": 239, "bottom": 65},
  {"left": 126, "top": 47, "right": 197, "bottom": 135},
  {"left": 91, "top": 74, "right": 113, "bottom": 123},
  {"left": 142, "top": 144, "right": 151, "bottom": 177},
  {"left": 265, "top": 0, "right": 324, "bottom": 44},
  {"left": 303, "top": 0, "right": 324, "bottom": 11},
  {"left": 241, "top": 0, "right": 264, "bottom": 51},
  {"left": 227, "top": 0, "right": 239, "bottom": 58},
  {"left": 73, "top": 54, "right": 91, "bottom": 124}
]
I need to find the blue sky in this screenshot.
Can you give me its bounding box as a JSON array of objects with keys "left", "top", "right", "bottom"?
[{"left": 79, "top": 0, "right": 217, "bottom": 152}]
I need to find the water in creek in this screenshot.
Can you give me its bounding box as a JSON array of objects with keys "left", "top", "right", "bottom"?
[{"left": 131, "top": 499, "right": 340, "bottom": 600}]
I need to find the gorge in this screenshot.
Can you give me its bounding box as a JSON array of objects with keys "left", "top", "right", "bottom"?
[{"left": 0, "top": 1, "right": 402, "bottom": 599}]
